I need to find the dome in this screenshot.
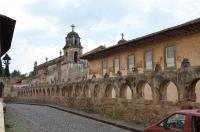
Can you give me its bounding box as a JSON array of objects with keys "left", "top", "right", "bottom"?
[
  {"left": 66, "top": 31, "right": 79, "bottom": 38},
  {"left": 64, "top": 25, "right": 82, "bottom": 49},
  {"left": 117, "top": 33, "right": 127, "bottom": 44},
  {"left": 118, "top": 39, "right": 127, "bottom": 44}
]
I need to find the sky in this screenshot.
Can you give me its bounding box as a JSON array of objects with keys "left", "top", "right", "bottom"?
[{"left": 1, "top": 0, "right": 200, "bottom": 74}]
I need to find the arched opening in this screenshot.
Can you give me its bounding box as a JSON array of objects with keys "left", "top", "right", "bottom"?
[
  {"left": 75, "top": 85, "right": 81, "bottom": 97},
  {"left": 33, "top": 89, "right": 36, "bottom": 96},
  {"left": 68, "top": 86, "right": 73, "bottom": 97},
  {"left": 47, "top": 88, "right": 50, "bottom": 96},
  {"left": 137, "top": 81, "right": 153, "bottom": 100},
  {"left": 43, "top": 89, "right": 46, "bottom": 96},
  {"left": 195, "top": 81, "right": 200, "bottom": 102},
  {"left": 94, "top": 85, "right": 100, "bottom": 98},
  {"left": 160, "top": 81, "right": 178, "bottom": 102},
  {"left": 120, "top": 85, "right": 132, "bottom": 100},
  {"left": 30, "top": 90, "right": 33, "bottom": 96},
  {"left": 56, "top": 87, "right": 60, "bottom": 96},
  {"left": 51, "top": 88, "right": 55, "bottom": 96},
  {"left": 64, "top": 87, "right": 68, "bottom": 97},
  {"left": 83, "top": 85, "right": 91, "bottom": 98},
  {"left": 39, "top": 89, "right": 42, "bottom": 96},
  {"left": 36, "top": 90, "right": 39, "bottom": 96},
  {"left": 105, "top": 84, "right": 116, "bottom": 98},
  {"left": 190, "top": 78, "right": 200, "bottom": 103},
  {"left": 61, "top": 88, "right": 65, "bottom": 97},
  {"left": 74, "top": 51, "right": 78, "bottom": 63}
]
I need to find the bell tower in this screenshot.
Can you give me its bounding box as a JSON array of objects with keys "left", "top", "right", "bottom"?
[{"left": 63, "top": 25, "right": 83, "bottom": 63}]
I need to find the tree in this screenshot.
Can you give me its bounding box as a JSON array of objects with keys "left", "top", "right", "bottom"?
[{"left": 11, "top": 70, "right": 27, "bottom": 78}]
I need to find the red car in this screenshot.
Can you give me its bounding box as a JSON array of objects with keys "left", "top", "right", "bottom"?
[{"left": 145, "top": 109, "right": 200, "bottom": 132}]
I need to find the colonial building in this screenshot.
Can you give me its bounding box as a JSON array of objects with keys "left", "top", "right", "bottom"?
[
  {"left": 15, "top": 18, "right": 200, "bottom": 126},
  {"left": 81, "top": 18, "right": 200, "bottom": 79},
  {"left": 29, "top": 25, "right": 87, "bottom": 85}
]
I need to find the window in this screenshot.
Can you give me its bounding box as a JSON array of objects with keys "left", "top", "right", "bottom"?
[
  {"left": 74, "top": 52, "right": 78, "bottom": 63},
  {"left": 192, "top": 116, "right": 200, "bottom": 132},
  {"left": 144, "top": 50, "right": 153, "bottom": 70},
  {"left": 102, "top": 60, "right": 107, "bottom": 76},
  {"left": 113, "top": 58, "right": 120, "bottom": 74},
  {"left": 128, "top": 55, "right": 134, "bottom": 72},
  {"left": 166, "top": 46, "right": 175, "bottom": 67},
  {"left": 159, "top": 113, "right": 186, "bottom": 131}
]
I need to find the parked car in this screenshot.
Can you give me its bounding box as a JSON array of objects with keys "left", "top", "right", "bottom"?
[{"left": 145, "top": 109, "right": 200, "bottom": 132}]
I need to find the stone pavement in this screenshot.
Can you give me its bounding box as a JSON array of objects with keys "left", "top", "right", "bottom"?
[
  {"left": 15, "top": 102, "right": 145, "bottom": 132},
  {"left": 6, "top": 104, "right": 144, "bottom": 132}
]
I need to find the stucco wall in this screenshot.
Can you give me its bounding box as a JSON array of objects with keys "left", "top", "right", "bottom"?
[{"left": 88, "top": 32, "right": 200, "bottom": 78}]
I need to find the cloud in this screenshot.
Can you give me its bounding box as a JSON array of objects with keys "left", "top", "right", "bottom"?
[
  {"left": 2, "top": 0, "right": 200, "bottom": 75},
  {"left": 9, "top": 39, "right": 60, "bottom": 74},
  {"left": 89, "top": 15, "right": 145, "bottom": 32}
]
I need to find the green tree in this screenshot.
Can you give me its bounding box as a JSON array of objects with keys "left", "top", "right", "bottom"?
[{"left": 11, "top": 70, "right": 27, "bottom": 78}]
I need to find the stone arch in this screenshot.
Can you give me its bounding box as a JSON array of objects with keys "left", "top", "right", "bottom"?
[
  {"left": 83, "top": 85, "right": 91, "bottom": 98},
  {"left": 105, "top": 84, "right": 116, "bottom": 98},
  {"left": 94, "top": 84, "right": 100, "bottom": 98},
  {"left": 188, "top": 78, "right": 200, "bottom": 102},
  {"left": 136, "top": 81, "right": 153, "bottom": 100},
  {"left": 119, "top": 84, "right": 133, "bottom": 100},
  {"left": 160, "top": 80, "right": 179, "bottom": 102}
]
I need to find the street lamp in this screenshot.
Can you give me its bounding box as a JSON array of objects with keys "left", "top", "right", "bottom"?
[{"left": 2, "top": 54, "right": 11, "bottom": 77}]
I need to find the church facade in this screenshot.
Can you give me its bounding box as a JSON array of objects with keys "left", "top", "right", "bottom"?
[{"left": 29, "top": 25, "right": 88, "bottom": 86}]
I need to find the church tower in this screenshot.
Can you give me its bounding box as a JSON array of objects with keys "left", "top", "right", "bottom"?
[{"left": 63, "top": 25, "right": 83, "bottom": 63}]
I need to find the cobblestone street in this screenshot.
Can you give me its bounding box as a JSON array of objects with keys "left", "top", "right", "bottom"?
[{"left": 5, "top": 104, "right": 131, "bottom": 132}]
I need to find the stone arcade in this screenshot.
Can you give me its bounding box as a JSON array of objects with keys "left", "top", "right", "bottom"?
[{"left": 13, "top": 18, "right": 200, "bottom": 125}]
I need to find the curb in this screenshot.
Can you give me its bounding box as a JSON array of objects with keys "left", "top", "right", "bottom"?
[{"left": 13, "top": 102, "right": 144, "bottom": 132}]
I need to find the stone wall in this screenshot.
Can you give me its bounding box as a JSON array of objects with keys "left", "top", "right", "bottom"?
[{"left": 15, "top": 59, "right": 200, "bottom": 126}]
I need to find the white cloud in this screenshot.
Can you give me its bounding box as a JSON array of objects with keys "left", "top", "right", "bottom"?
[
  {"left": 9, "top": 39, "right": 60, "bottom": 74},
  {"left": 2, "top": 0, "right": 200, "bottom": 75},
  {"left": 89, "top": 15, "right": 145, "bottom": 32}
]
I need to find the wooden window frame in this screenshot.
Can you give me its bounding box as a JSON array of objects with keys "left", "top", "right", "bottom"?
[
  {"left": 102, "top": 59, "right": 108, "bottom": 76},
  {"left": 144, "top": 49, "right": 153, "bottom": 71},
  {"left": 113, "top": 57, "right": 120, "bottom": 75},
  {"left": 127, "top": 54, "right": 135, "bottom": 74},
  {"left": 164, "top": 45, "right": 176, "bottom": 70}
]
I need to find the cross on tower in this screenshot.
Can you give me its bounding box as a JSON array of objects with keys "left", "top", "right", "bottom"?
[
  {"left": 71, "top": 24, "right": 75, "bottom": 31},
  {"left": 121, "top": 33, "right": 124, "bottom": 39}
]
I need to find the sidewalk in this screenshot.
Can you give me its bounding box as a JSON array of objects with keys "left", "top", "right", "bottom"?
[
  {"left": 0, "top": 101, "right": 5, "bottom": 132},
  {"left": 15, "top": 102, "right": 145, "bottom": 132}
]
